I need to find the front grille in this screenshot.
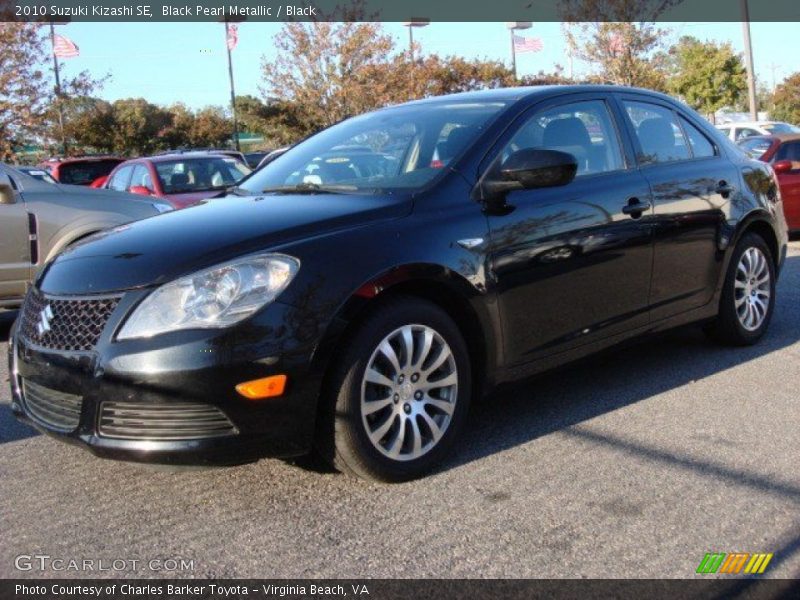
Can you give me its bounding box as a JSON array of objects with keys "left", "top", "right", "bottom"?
[
  {"left": 22, "top": 380, "right": 83, "bottom": 431},
  {"left": 19, "top": 288, "right": 120, "bottom": 352},
  {"left": 99, "top": 402, "right": 237, "bottom": 441}
]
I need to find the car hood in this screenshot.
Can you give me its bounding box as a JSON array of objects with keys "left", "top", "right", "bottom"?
[
  {"left": 164, "top": 190, "right": 222, "bottom": 209},
  {"left": 38, "top": 193, "right": 411, "bottom": 295}
]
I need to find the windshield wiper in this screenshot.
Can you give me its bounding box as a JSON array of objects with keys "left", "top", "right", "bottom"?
[
  {"left": 227, "top": 186, "right": 253, "bottom": 196},
  {"left": 260, "top": 182, "right": 358, "bottom": 195}
]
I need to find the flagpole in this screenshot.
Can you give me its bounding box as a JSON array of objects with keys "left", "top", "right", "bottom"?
[
  {"left": 49, "top": 22, "right": 67, "bottom": 156},
  {"left": 224, "top": 20, "right": 241, "bottom": 152},
  {"left": 510, "top": 30, "right": 517, "bottom": 80}
]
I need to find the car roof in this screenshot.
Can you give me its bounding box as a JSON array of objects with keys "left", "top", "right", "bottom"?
[
  {"left": 141, "top": 152, "right": 238, "bottom": 163},
  {"left": 379, "top": 84, "right": 682, "bottom": 109},
  {"left": 45, "top": 156, "right": 124, "bottom": 164},
  {"left": 738, "top": 133, "right": 800, "bottom": 143}
]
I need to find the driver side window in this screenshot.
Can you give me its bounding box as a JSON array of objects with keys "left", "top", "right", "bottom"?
[{"left": 502, "top": 100, "right": 625, "bottom": 178}]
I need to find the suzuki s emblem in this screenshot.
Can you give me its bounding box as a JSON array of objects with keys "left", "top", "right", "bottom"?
[{"left": 37, "top": 305, "right": 54, "bottom": 337}]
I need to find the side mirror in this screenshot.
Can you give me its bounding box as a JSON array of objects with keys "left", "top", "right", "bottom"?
[
  {"left": 773, "top": 160, "right": 793, "bottom": 174},
  {"left": 479, "top": 149, "right": 578, "bottom": 207},
  {"left": 128, "top": 185, "right": 152, "bottom": 196},
  {"left": 0, "top": 172, "right": 16, "bottom": 205}
]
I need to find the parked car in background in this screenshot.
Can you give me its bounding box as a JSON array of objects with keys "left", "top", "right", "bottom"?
[
  {"left": 156, "top": 148, "right": 248, "bottom": 166},
  {"left": 14, "top": 166, "right": 57, "bottom": 184},
  {"left": 739, "top": 134, "right": 800, "bottom": 232},
  {"left": 244, "top": 151, "right": 268, "bottom": 169},
  {"left": 39, "top": 156, "right": 126, "bottom": 187},
  {"left": 8, "top": 86, "right": 786, "bottom": 482},
  {"left": 104, "top": 152, "right": 251, "bottom": 209},
  {"left": 0, "top": 163, "right": 171, "bottom": 309},
  {"left": 717, "top": 121, "right": 800, "bottom": 142}
]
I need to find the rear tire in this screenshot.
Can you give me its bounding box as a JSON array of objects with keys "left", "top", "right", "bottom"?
[
  {"left": 316, "top": 296, "right": 471, "bottom": 482},
  {"left": 706, "top": 232, "right": 775, "bottom": 346}
]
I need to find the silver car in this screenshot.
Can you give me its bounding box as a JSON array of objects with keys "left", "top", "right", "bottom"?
[{"left": 0, "top": 163, "right": 172, "bottom": 309}]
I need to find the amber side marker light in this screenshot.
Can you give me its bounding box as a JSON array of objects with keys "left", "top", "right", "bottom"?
[{"left": 236, "top": 375, "right": 288, "bottom": 399}]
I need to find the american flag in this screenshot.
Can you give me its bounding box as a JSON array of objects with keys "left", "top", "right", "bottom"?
[
  {"left": 53, "top": 34, "right": 79, "bottom": 59},
  {"left": 513, "top": 35, "right": 543, "bottom": 53},
  {"left": 226, "top": 23, "right": 239, "bottom": 51}
]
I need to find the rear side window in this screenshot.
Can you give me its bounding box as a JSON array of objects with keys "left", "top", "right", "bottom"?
[
  {"left": 679, "top": 116, "right": 716, "bottom": 158},
  {"left": 739, "top": 138, "right": 772, "bottom": 159},
  {"left": 623, "top": 101, "right": 690, "bottom": 165},
  {"left": 776, "top": 141, "right": 800, "bottom": 162},
  {"left": 107, "top": 166, "right": 133, "bottom": 191}
]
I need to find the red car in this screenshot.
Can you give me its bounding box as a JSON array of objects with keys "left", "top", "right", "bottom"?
[
  {"left": 739, "top": 133, "right": 800, "bottom": 233},
  {"left": 40, "top": 156, "right": 126, "bottom": 187},
  {"left": 103, "top": 153, "right": 252, "bottom": 209}
]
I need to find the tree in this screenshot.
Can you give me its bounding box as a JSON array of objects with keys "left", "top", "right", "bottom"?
[
  {"left": 771, "top": 72, "right": 800, "bottom": 124},
  {"left": 563, "top": 21, "right": 670, "bottom": 89},
  {"left": 0, "top": 23, "right": 106, "bottom": 160},
  {"left": 666, "top": 36, "right": 746, "bottom": 120},
  {"left": 187, "top": 106, "right": 232, "bottom": 148},
  {"left": 109, "top": 98, "right": 172, "bottom": 155},
  {"left": 0, "top": 23, "right": 48, "bottom": 160},
  {"left": 235, "top": 95, "right": 305, "bottom": 147},
  {"left": 59, "top": 96, "right": 116, "bottom": 153},
  {"left": 260, "top": 22, "right": 395, "bottom": 134}
]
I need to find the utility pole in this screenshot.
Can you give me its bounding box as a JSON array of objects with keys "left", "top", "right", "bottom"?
[
  {"left": 49, "top": 22, "right": 67, "bottom": 156},
  {"left": 740, "top": 0, "right": 758, "bottom": 121},
  {"left": 224, "top": 20, "right": 240, "bottom": 152}
]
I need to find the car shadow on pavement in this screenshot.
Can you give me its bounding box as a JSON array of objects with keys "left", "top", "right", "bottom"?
[
  {"left": 442, "top": 254, "right": 800, "bottom": 475},
  {"left": 0, "top": 310, "right": 38, "bottom": 444}
]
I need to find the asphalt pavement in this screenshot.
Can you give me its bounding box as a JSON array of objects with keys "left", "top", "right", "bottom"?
[{"left": 1, "top": 244, "right": 799, "bottom": 579}]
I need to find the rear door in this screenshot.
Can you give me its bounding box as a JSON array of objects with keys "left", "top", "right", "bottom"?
[
  {"left": 617, "top": 95, "right": 737, "bottom": 321},
  {"left": 0, "top": 168, "right": 31, "bottom": 302}
]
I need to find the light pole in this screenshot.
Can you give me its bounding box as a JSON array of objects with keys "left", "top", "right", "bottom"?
[
  {"left": 403, "top": 18, "right": 430, "bottom": 62},
  {"left": 506, "top": 22, "right": 532, "bottom": 80},
  {"left": 740, "top": 0, "right": 758, "bottom": 121},
  {"left": 221, "top": 17, "right": 245, "bottom": 151}
]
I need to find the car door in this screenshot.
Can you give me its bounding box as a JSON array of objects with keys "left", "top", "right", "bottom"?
[
  {"left": 773, "top": 140, "right": 800, "bottom": 230},
  {"left": 0, "top": 167, "right": 31, "bottom": 303},
  {"left": 618, "top": 95, "right": 737, "bottom": 321},
  {"left": 485, "top": 96, "right": 654, "bottom": 365}
]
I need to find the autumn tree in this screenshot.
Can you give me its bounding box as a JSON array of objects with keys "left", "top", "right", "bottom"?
[
  {"left": 260, "top": 22, "right": 395, "bottom": 135},
  {"left": 59, "top": 96, "right": 116, "bottom": 153},
  {"left": 0, "top": 23, "right": 106, "bottom": 159},
  {"left": 108, "top": 98, "right": 172, "bottom": 155},
  {"left": 666, "top": 36, "right": 746, "bottom": 120},
  {"left": 0, "top": 23, "right": 48, "bottom": 160},
  {"left": 235, "top": 95, "right": 305, "bottom": 147},
  {"left": 771, "top": 72, "right": 800, "bottom": 124},
  {"left": 187, "top": 106, "right": 232, "bottom": 148}
]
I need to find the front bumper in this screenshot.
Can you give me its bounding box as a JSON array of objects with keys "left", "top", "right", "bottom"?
[{"left": 8, "top": 294, "right": 326, "bottom": 466}]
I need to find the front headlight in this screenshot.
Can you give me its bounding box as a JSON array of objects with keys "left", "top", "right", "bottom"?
[{"left": 117, "top": 253, "right": 299, "bottom": 340}]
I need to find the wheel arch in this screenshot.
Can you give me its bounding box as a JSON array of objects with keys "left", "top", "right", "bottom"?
[
  {"left": 733, "top": 212, "right": 781, "bottom": 270},
  {"left": 312, "top": 264, "right": 499, "bottom": 399}
]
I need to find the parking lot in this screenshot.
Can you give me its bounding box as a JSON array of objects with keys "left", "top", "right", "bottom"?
[{"left": 1, "top": 243, "right": 799, "bottom": 580}]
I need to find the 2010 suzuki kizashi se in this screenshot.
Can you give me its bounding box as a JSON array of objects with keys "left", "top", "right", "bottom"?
[{"left": 9, "top": 86, "right": 787, "bottom": 481}]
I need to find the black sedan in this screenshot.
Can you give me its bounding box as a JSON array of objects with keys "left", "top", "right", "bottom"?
[{"left": 8, "top": 86, "right": 787, "bottom": 481}]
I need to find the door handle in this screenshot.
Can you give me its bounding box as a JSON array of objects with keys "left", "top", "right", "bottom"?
[
  {"left": 715, "top": 181, "right": 734, "bottom": 197},
  {"left": 622, "top": 198, "right": 652, "bottom": 217}
]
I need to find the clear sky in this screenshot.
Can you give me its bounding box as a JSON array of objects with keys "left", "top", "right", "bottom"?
[{"left": 54, "top": 21, "right": 797, "bottom": 110}]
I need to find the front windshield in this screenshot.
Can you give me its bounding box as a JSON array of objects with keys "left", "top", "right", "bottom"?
[
  {"left": 155, "top": 157, "right": 251, "bottom": 194},
  {"left": 763, "top": 123, "right": 800, "bottom": 134},
  {"left": 240, "top": 100, "right": 508, "bottom": 194}
]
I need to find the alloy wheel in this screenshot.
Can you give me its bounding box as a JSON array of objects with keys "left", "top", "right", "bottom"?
[
  {"left": 734, "top": 246, "right": 771, "bottom": 331},
  {"left": 360, "top": 324, "right": 458, "bottom": 461}
]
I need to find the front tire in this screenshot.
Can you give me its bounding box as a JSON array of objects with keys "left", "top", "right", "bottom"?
[
  {"left": 317, "top": 296, "right": 472, "bottom": 482},
  {"left": 707, "top": 232, "right": 775, "bottom": 346}
]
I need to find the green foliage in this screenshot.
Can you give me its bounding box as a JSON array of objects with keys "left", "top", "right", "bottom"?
[
  {"left": 771, "top": 72, "right": 800, "bottom": 124},
  {"left": 667, "top": 36, "right": 746, "bottom": 117}
]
